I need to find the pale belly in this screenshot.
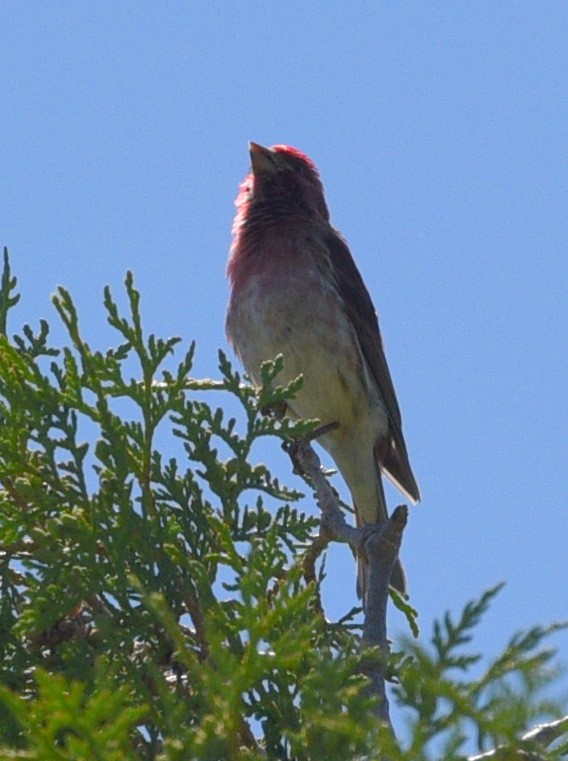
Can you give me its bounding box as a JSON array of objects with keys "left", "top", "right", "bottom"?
[{"left": 227, "top": 271, "right": 389, "bottom": 451}]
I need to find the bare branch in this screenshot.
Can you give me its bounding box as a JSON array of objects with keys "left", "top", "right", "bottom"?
[
  {"left": 522, "top": 714, "right": 568, "bottom": 747},
  {"left": 283, "top": 428, "right": 359, "bottom": 550},
  {"left": 468, "top": 715, "right": 568, "bottom": 761},
  {"left": 285, "top": 430, "right": 408, "bottom": 741},
  {"left": 361, "top": 505, "right": 408, "bottom": 728}
]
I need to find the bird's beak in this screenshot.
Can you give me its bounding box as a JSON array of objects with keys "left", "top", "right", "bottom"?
[{"left": 249, "top": 142, "right": 278, "bottom": 174}]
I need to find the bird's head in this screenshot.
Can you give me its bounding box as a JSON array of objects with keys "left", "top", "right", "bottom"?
[{"left": 236, "top": 143, "right": 330, "bottom": 222}]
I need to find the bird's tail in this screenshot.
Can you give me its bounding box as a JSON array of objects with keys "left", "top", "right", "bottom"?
[{"left": 355, "top": 469, "right": 406, "bottom": 603}]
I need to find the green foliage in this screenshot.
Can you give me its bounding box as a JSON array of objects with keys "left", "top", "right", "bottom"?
[
  {"left": 0, "top": 249, "right": 565, "bottom": 759},
  {"left": 0, "top": 665, "right": 145, "bottom": 760},
  {"left": 395, "top": 584, "right": 567, "bottom": 759}
]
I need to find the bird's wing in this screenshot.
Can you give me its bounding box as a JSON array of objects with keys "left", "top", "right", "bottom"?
[{"left": 325, "top": 227, "right": 420, "bottom": 504}]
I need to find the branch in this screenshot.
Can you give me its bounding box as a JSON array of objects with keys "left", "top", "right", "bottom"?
[
  {"left": 522, "top": 714, "right": 568, "bottom": 747},
  {"left": 360, "top": 504, "right": 407, "bottom": 727},
  {"left": 285, "top": 430, "right": 408, "bottom": 738},
  {"left": 283, "top": 424, "right": 359, "bottom": 551},
  {"left": 468, "top": 715, "right": 568, "bottom": 761}
]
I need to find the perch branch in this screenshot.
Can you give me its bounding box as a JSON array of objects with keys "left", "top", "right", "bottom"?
[
  {"left": 285, "top": 429, "right": 408, "bottom": 736},
  {"left": 360, "top": 504, "right": 408, "bottom": 727}
]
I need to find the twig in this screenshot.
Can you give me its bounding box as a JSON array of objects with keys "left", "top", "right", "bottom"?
[
  {"left": 284, "top": 429, "right": 359, "bottom": 550},
  {"left": 470, "top": 749, "right": 546, "bottom": 761},
  {"left": 522, "top": 714, "right": 568, "bottom": 747},
  {"left": 302, "top": 524, "right": 333, "bottom": 586},
  {"left": 469, "top": 714, "right": 568, "bottom": 761},
  {"left": 185, "top": 593, "right": 209, "bottom": 662}
]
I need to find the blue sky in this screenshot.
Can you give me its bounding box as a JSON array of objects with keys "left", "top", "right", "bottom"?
[{"left": 2, "top": 2, "right": 567, "bottom": 735}]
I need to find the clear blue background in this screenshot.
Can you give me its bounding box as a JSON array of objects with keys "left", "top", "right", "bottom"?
[{"left": 2, "top": 2, "right": 567, "bottom": 738}]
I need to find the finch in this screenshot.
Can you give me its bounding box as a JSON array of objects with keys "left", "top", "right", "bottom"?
[{"left": 226, "top": 142, "right": 420, "bottom": 600}]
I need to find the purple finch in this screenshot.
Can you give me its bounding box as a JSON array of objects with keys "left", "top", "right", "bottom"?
[{"left": 226, "top": 143, "right": 420, "bottom": 599}]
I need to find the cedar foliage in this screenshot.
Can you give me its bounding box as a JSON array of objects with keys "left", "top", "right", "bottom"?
[{"left": 0, "top": 248, "right": 565, "bottom": 760}]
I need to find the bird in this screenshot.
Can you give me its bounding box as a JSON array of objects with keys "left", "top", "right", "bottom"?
[{"left": 226, "top": 142, "right": 420, "bottom": 601}]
